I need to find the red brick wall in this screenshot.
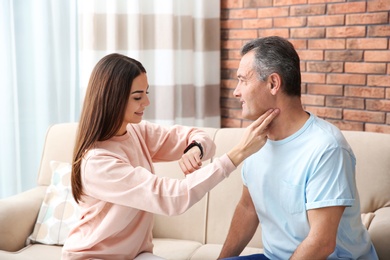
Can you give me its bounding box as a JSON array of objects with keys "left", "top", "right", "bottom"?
[{"left": 220, "top": 0, "right": 390, "bottom": 133}]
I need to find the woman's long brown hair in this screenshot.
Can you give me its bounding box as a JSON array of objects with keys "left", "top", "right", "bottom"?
[{"left": 72, "top": 53, "right": 146, "bottom": 203}]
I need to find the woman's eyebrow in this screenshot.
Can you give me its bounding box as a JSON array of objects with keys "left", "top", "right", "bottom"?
[
  {"left": 131, "top": 86, "right": 149, "bottom": 95},
  {"left": 131, "top": 90, "right": 144, "bottom": 94}
]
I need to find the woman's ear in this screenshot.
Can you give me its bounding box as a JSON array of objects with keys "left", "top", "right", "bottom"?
[{"left": 268, "top": 73, "right": 281, "bottom": 95}]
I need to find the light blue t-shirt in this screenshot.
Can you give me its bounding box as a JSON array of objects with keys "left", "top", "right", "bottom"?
[{"left": 242, "top": 113, "right": 378, "bottom": 260}]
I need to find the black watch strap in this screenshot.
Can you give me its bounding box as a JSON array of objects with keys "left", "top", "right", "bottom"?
[{"left": 183, "top": 140, "right": 204, "bottom": 159}]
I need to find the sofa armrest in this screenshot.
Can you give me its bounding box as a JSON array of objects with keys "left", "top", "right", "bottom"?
[
  {"left": 368, "top": 207, "right": 390, "bottom": 260},
  {"left": 0, "top": 186, "right": 46, "bottom": 252}
]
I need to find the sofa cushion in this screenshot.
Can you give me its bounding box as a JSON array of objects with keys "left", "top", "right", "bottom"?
[
  {"left": 189, "top": 244, "right": 263, "bottom": 260},
  {"left": 0, "top": 244, "right": 62, "bottom": 260},
  {"left": 153, "top": 238, "right": 202, "bottom": 260},
  {"left": 28, "top": 161, "right": 79, "bottom": 245}
]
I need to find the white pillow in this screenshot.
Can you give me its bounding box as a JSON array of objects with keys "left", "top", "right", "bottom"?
[{"left": 28, "top": 161, "right": 80, "bottom": 245}]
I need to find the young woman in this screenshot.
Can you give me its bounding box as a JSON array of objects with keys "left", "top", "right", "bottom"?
[{"left": 62, "top": 53, "right": 278, "bottom": 260}]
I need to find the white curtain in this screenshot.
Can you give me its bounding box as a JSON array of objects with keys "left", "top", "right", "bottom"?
[
  {"left": 79, "top": 0, "right": 221, "bottom": 126},
  {"left": 0, "top": 0, "right": 220, "bottom": 199},
  {"left": 0, "top": 0, "right": 79, "bottom": 198}
]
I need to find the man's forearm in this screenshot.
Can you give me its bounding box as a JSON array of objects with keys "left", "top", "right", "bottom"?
[
  {"left": 290, "top": 236, "right": 334, "bottom": 260},
  {"left": 218, "top": 203, "right": 259, "bottom": 258}
]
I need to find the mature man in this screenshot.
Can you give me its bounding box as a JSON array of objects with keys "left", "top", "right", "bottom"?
[{"left": 218, "top": 36, "right": 378, "bottom": 260}]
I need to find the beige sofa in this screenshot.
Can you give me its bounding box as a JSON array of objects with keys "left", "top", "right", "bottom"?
[{"left": 0, "top": 123, "right": 389, "bottom": 260}]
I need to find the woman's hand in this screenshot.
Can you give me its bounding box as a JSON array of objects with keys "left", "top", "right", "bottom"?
[
  {"left": 179, "top": 146, "right": 203, "bottom": 175},
  {"left": 227, "top": 109, "right": 280, "bottom": 167}
]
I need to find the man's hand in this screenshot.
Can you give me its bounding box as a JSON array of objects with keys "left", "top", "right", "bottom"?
[{"left": 179, "top": 146, "right": 202, "bottom": 175}]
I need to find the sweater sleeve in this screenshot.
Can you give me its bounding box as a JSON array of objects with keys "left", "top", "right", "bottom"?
[
  {"left": 130, "top": 121, "right": 216, "bottom": 162},
  {"left": 82, "top": 152, "right": 236, "bottom": 216}
]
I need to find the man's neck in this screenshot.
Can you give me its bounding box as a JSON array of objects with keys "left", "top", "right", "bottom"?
[{"left": 267, "top": 99, "right": 309, "bottom": 141}]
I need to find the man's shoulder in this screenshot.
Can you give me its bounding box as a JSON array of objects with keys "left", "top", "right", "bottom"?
[{"left": 309, "top": 115, "right": 351, "bottom": 151}]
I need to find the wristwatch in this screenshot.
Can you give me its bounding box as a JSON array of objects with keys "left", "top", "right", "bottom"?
[{"left": 183, "top": 140, "right": 204, "bottom": 159}]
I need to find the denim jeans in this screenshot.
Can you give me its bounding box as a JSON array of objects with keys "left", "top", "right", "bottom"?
[{"left": 223, "top": 254, "right": 269, "bottom": 260}]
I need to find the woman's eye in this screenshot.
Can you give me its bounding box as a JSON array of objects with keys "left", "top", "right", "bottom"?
[{"left": 134, "top": 97, "right": 141, "bottom": 100}]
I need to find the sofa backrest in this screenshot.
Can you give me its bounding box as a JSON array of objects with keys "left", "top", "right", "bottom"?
[
  {"left": 36, "top": 124, "right": 390, "bottom": 251},
  {"left": 205, "top": 127, "right": 262, "bottom": 248},
  {"left": 341, "top": 130, "right": 390, "bottom": 213},
  {"left": 152, "top": 127, "right": 218, "bottom": 244},
  {"left": 37, "top": 123, "right": 78, "bottom": 186}
]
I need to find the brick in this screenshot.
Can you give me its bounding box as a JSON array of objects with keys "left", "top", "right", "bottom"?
[
  {"left": 309, "top": 0, "right": 342, "bottom": 3},
  {"left": 305, "top": 106, "right": 342, "bottom": 119},
  {"left": 221, "top": 0, "right": 243, "bottom": 9},
  {"left": 364, "top": 51, "right": 390, "bottom": 62},
  {"left": 226, "top": 29, "right": 258, "bottom": 39},
  {"left": 343, "top": 110, "right": 385, "bottom": 123},
  {"left": 297, "top": 50, "right": 323, "bottom": 61},
  {"left": 309, "top": 39, "right": 345, "bottom": 49},
  {"left": 221, "top": 117, "right": 242, "bottom": 128},
  {"left": 243, "top": 18, "right": 272, "bottom": 29},
  {"left": 368, "top": 25, "right": 390, "bottom": 37},
  {"left": 368, "top": 75, "right": 390, "bottom": 87},
  {"left": 221, "top": 97, "right": 241, "bottom": 109},
  {"left": 346, "top": 38, "right": 388, "bottom": 50},
  {"left": 326, "top": 26, "right": 366, "bottom": 38},
  {"left": 301, "top": 73, "right": 326, "bottom": 84},
  {"left": 300, "top": 61, "right": 306, "bottom": 72},
  {"left": 366, "top": 99, "right": 390, "bottom": 111},
  {"left": 221, "top": 10, "right": 229, "bottom": 20},
  {"left": 221, "top": 39, "right": 243, "bottom": 49},
  {"left": 365, "top": 123, "right": 390, "bottom": 133},
  {"left": 301, "top": 94, "right": 325, "bottom": 106},
  {"left": 258, "top": 28, "right": 289, "bottom": 38},
  {"left": 345, "top": 86, "right": 385, "bottom": 98},
  {"left": 221, "top": 69, "right": 238, "bottom": 80},
  {"left": 223, "top": 50, "right": 242, "bottom": 60},
  {"left": 367, "top": 0, "right": 390, "bottom": 12},
  {"left": 307, "top": 61, "right": 343, "bottom": 73},
  {"left": 274, "top": 17, "right": 307, "bottom": 28},
  {"left": 289, "top": 39, "right": 307, "bottom": 49},
  {"left": 326, "top": 74, "right": 366, "bottom": 85},
  {"left": 221, "top": 60, "right": 240, "bottom": 69},
  {"left": 221, "top": 107, "right": 243, "bottom": 118},
  {"left": 345, "top": 62, "right": 387, "bottom": 74},
  {"left": 290, "top": 5, "right": 326, "bottom": 16},
  {"left": 221, "top": 79, "right": 238, "bottom": 89},
  {"left": 257, "top": 7, "right": 289, "bottom": 18},
  {"left": 221, "top": 20, "right": 242, "bottom": 29},
  {"left": 387, "top": 88, "right": 390, "bottom": 99},
  {"left": 308, "top": 15, "right": 345, "bottom": 27},
  {"left": 274, "top": 0, "right": 307, "bottom": 6},
  {"left": 220, "top": 88, "right": 233, "bottom": 98},
  {"left": 228, "top": 9, "right": 257, "bottom": 19},
  {"left": 327, "top": 120, "right": 364, "bottom": 131},
  {"left": 346, "top": 12, "right": 389, "bottom": 25},
  {"left": 326, "top": 96, "right": 364, "bottom": 109},
  {"left": 387, "top": 113, "right": 390, "bottom": 124},
  {"left": 291, "top": 28, "right": 325, "bottom": 38},
  {"left": 307, "top": 84, "right": 343, "bottom": 95},
  {"left": 325, "top": 50, "right": 363, "bottom": 61},
  {"left": 327, "top": 2, "right": 366, "bottom": 14},
  {"left": 388, "top": 65, "right": 390, "bottom": 75},
  {"left": 301, "top": 83, "right": 307, "bottom": 93},
  {"left": 244, "top": 0, "right": 272, "bottom": 7}
]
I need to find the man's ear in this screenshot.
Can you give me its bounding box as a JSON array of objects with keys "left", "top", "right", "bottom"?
[{"left": 268, "top": 73, "right": 281, "bottom": 95}]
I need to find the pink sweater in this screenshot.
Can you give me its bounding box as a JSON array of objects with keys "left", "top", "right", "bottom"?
[{"left": 62, "top": 121, "right": 236, "bottom": 259}]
